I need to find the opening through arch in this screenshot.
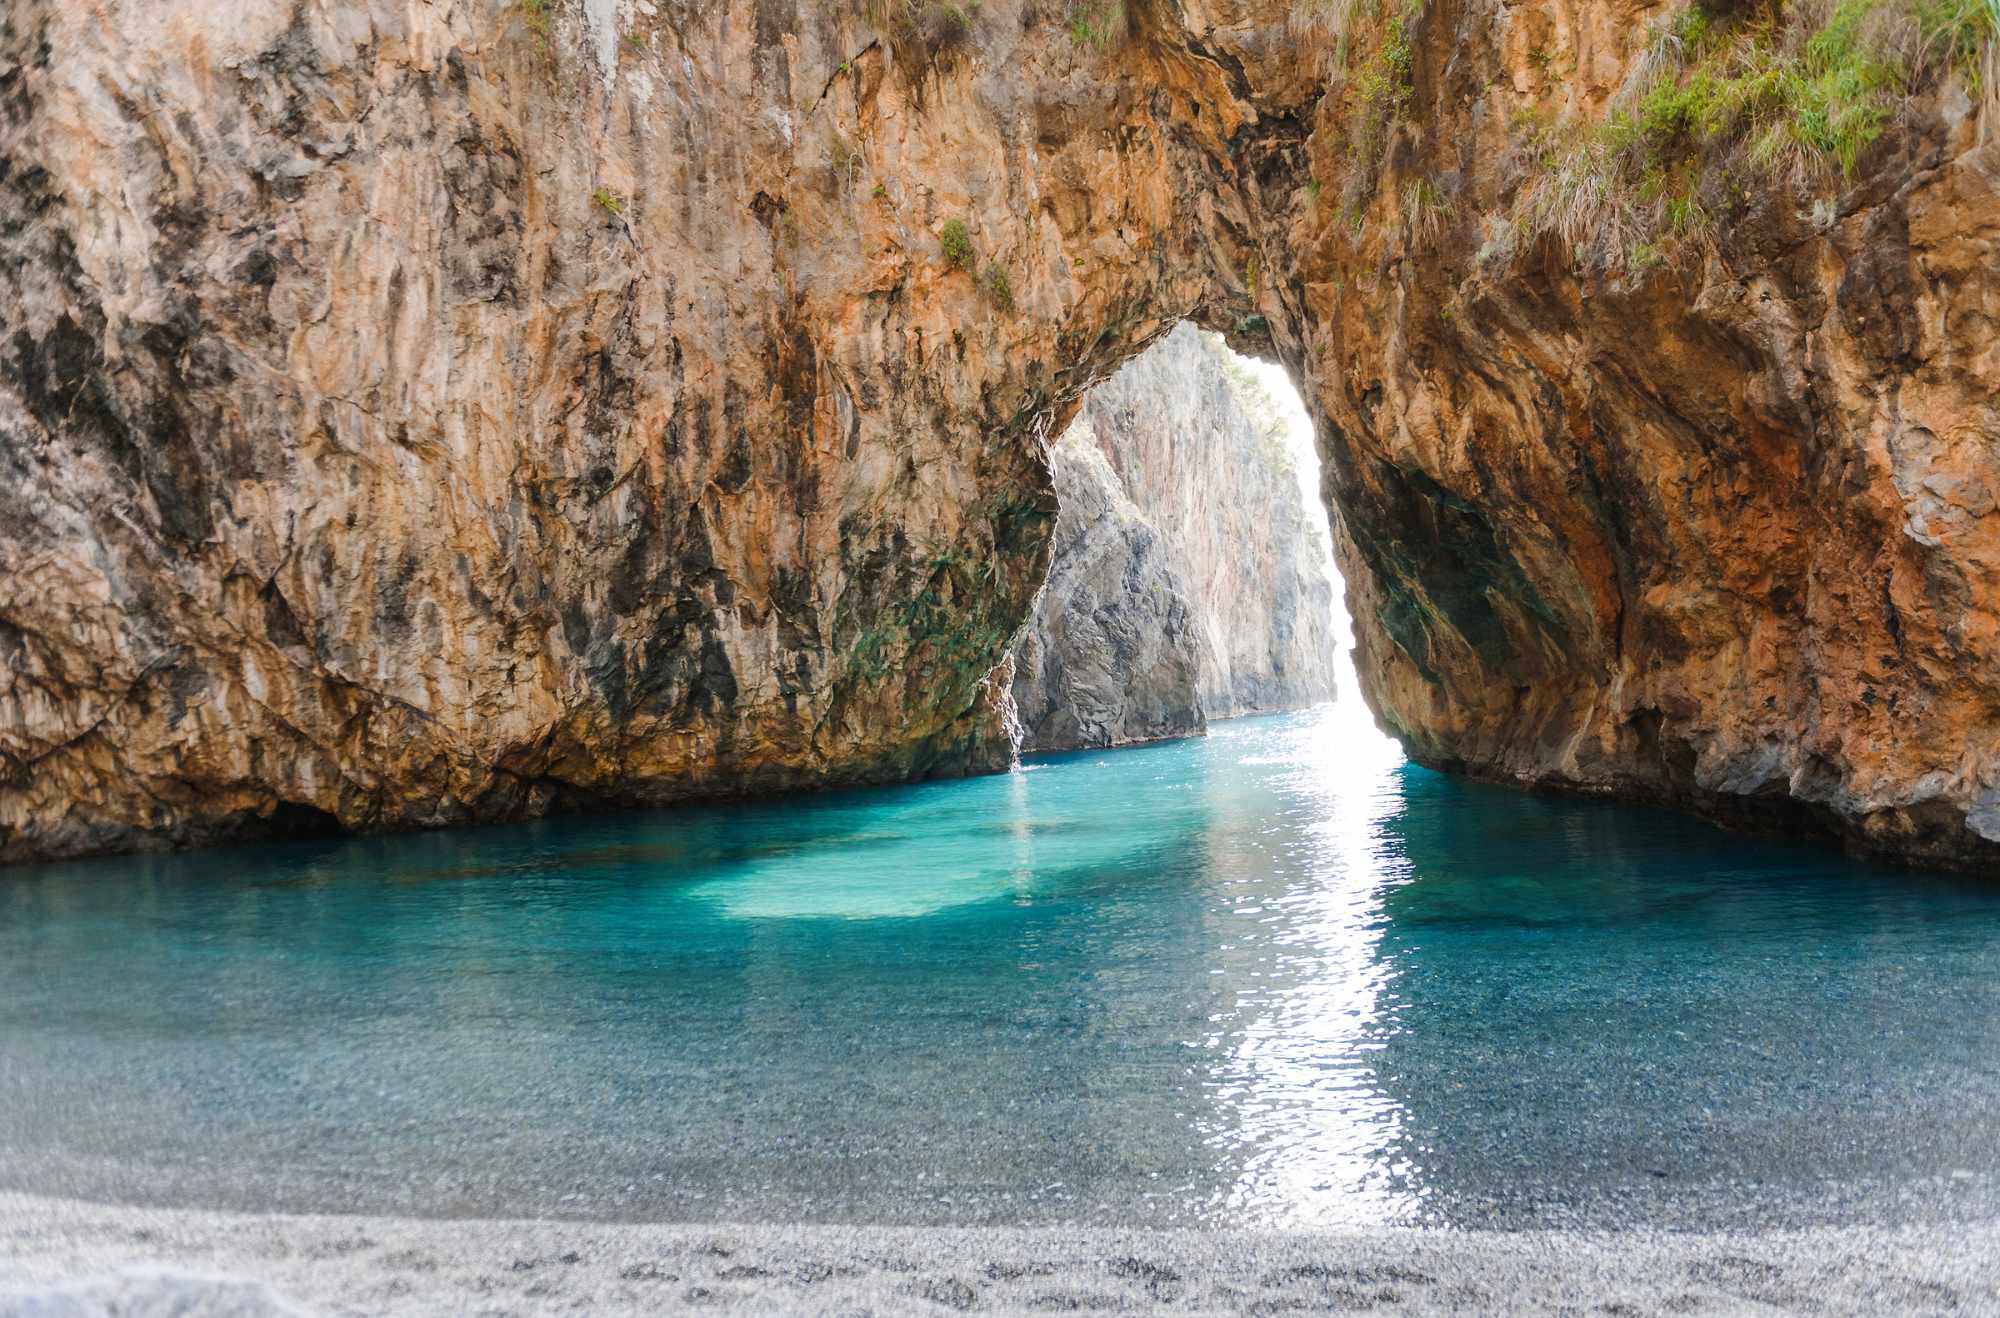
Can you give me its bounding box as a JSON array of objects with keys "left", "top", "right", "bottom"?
[{"left": 1002, "top": 320, "right": 1400, "bottom": 776}]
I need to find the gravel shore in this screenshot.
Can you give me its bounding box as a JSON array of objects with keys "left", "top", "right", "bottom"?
[{"left": 2, "top": 1193, "right": 1996, "bottom": 1315}]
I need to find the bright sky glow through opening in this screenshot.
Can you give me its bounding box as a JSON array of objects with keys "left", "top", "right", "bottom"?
[{"left": 1242, "top": 354, "right": 1406, "bottom": 772}]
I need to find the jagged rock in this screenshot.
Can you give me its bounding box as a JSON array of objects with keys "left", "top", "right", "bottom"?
[
  {"left": 1009, "top": 325, "right": 1336, "bottom": 751},
  {"left": 2, "top": 0, "right": 1998, "bottom": 870},
  {"left": 1008, "top": 411, "right": 1208, "bottom": 751}
]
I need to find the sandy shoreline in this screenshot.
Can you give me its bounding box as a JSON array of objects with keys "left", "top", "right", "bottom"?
[{"left": 2, "top": 1193, "right": 1997, "bottom": 1315}]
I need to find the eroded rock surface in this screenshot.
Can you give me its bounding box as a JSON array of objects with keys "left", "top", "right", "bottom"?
[
  {"left": 2, "top": 0, "right": 1998, "bottom": 869},
  {"left": 1008, "top": 419, "right": 1208, "bottom": 751},
  {"left": 1010, "top": 325, "right": 1336, "bottom": 751}
]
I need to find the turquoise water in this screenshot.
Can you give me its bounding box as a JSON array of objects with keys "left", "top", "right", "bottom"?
[{"left": 2, "top": 707, "right": 1998, "bottom": 1231}]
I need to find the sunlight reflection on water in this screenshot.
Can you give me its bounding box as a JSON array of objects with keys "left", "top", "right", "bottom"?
[{"left": 1196, "top": 707, "right": 1419, "bottom": 1225}]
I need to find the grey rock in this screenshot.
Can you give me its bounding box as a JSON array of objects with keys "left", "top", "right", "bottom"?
[{"left": 1009, "top": 327, "right": 1338, "bottom": 751}]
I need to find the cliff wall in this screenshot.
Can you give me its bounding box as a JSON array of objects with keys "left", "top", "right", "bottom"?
[
  {"left": 1010, "top": 324, "right": 1337, "bottom": 751},
  {"left": 2, "top": 0, "right": 1997, "bottom": 869}
]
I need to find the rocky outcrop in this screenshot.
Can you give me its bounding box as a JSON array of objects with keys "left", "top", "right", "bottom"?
[
  {"left": 1009, "top": 325, "right": 1336, "bottom": 751},
  {"left": 2, "top": 0, "right": 1998, "bottom": 870},
  {"left": 1007, "top": 421, "right": 1209, "bottom": 750}
]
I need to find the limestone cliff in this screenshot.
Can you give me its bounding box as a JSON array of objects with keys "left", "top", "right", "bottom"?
[
  {"left": 1007, "top": 419, "right": 1209, "bottom": 750},
  {"left": 1009, "top": 324, "right": 1337, "bottom": 751},
  {"left": 2, "top": 0, "right": 1998, "bottom": 870}
]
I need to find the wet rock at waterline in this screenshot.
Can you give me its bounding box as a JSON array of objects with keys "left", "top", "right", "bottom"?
[
  {"left": 1008, "top": 326, "right": 1337, "bottom": 751},
  {"left": 3, "top": 0, "right": 2000, "bottom": 869}
]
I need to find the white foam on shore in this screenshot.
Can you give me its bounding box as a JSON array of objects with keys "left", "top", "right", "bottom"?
[{"left": 2, "top": 1193, "right": 1995, "bottom": 1316}]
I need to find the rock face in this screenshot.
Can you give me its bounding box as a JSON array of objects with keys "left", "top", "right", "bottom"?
[
  {"left": 1007, "top": 421, "right": 1208, "bottom": 751},
  {"left": 2, "top": 0, "right": 1998, "bottom": 870},
  {"left": 1009, "top": 325, "right": 1336, "bottom": 751}
]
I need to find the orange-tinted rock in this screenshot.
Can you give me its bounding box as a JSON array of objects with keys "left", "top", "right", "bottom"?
[{"left": 1, "top": 0, "right": 1996, "bottom": 871}]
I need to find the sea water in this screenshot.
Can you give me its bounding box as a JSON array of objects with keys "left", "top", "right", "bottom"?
[{"left": 2, "top": 706, "right": 1998, "bottom": 1230}]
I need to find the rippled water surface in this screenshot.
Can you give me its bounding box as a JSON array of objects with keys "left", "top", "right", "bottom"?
[{"left": 4, "top": 707, "right": 1999, "bottom": 1230}]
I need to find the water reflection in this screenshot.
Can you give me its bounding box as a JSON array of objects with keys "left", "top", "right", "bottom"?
[{"left": 1188, "top": 707, "right": 1420, "bottom": 1226}]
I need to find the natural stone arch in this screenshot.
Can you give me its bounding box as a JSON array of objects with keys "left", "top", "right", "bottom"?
[
  {"left": 1006, "top": 324, "right": 1343, "bottom": 751},
  {"left": 1, "top": 0, "right": 1997, "bottom": 871}
]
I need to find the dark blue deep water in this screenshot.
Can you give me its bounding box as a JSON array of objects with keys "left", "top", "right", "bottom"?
[{"left": 3, "top": 707, "right": 1998, "bottom": 1231}]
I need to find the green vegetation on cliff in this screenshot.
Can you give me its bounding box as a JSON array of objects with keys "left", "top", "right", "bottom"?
[
  {"left": 939, "top": 218, "right": 974, "bottom": 268},
  {"left": 1518, "top": 0, "right": 1998, "bottom": 270}
]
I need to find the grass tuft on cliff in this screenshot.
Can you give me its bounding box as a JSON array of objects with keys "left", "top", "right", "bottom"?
[
  {"left": 1515, "top": 0, "right": 1998, "bottom": 272},
  {"left": 519, "top": 0, "right": 559, "bottom": 44},
  {"left": 1335, "top": 0, "right": 1426, "bottom": 225},
  {"left": 1063, "top": 0, "right": 1125, "bottom": 46},
  {"left": 859, "top": 0, "right": 980, "bottom": 69}
]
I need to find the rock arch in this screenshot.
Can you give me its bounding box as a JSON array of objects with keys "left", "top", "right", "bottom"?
[{"left": 1, "top": 0, "right": 1996, "bottom": 869}]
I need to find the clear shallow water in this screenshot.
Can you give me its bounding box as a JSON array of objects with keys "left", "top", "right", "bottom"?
[{"left": 3, "top": 707, "right": 1999, "bottom": 1232}]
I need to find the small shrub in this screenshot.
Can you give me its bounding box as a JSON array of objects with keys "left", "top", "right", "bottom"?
[
  {"left": 982, "top": 264, "right": 1014, "bottom": 309},
  {"left": 1473, "top": 214, "right": 1519, "bottom": 267},
  {"left": 939, "top": 218, "right": 974, "bottom": 268},
  {"left": 923, "top": 1, "right": 974, "bottom": 47},
  {"left": 1380, "top": 6, "right": 1416, "bottom": 84},
  {"left": 521, "top": 0, "right": 556, "bottom": 40},
  {"left": 592, "top": 186, "right": 624, "bottom": 216}
]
